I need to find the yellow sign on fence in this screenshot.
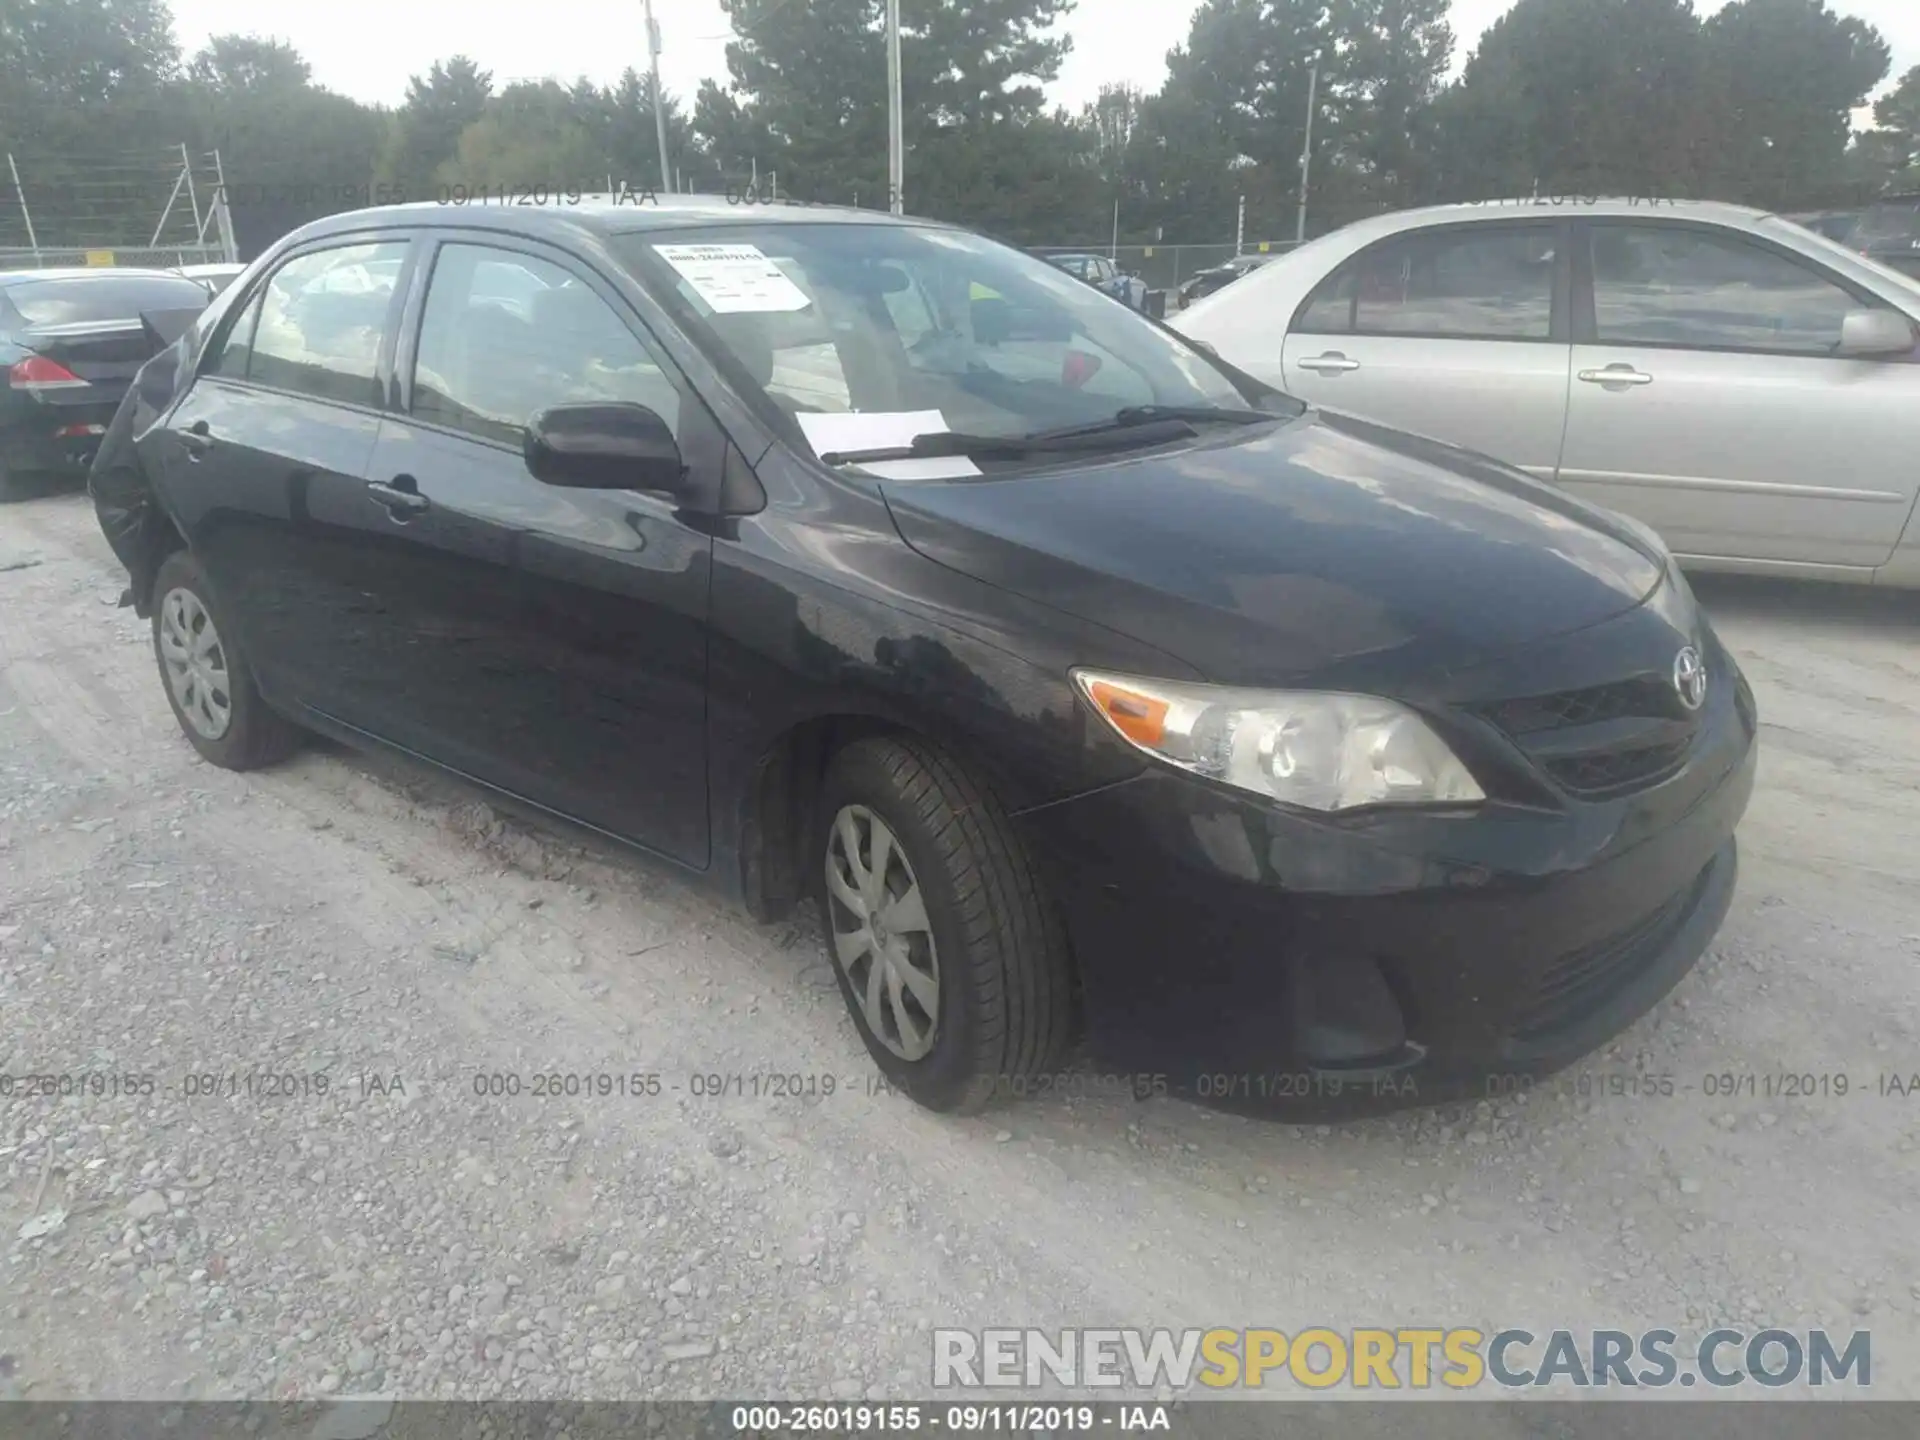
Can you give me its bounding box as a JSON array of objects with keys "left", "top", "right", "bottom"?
[{"left": 84, "top": 250, "right": 117, "bottom": 267}]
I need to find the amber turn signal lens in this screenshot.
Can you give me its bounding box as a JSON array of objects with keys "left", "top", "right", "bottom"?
[{"left": 1087, "top": 679, "right": 1169, "bottom": 747}]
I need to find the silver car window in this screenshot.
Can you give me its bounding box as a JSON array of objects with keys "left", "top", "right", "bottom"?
[
  {"left": 1299, "top": 225, "right": 1556, "bottom": 340},
  {"left": 1589, "top": 224, "right": 1874, "bottom": 354}
]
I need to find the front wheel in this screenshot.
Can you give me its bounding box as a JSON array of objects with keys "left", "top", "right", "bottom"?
[
  {"left": 817, "top": 736, "right": 1074, "bottom": 1113},
  {"left": 150, "top": 548, "right": 303, "bottom": 770}
]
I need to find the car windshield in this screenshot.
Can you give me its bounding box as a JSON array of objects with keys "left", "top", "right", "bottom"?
[
  {"left": 1761, "top": 214, "right": 1920, "bottom": 300},
  {"left": 1850, "top": 199, "right": 1920, "bottom": 248},
  {"left": 4, "top": 274, "right": 211, "bottom": 326},
  {"left": 613, "top": 222, "right": 1277, "bottom": 459}
]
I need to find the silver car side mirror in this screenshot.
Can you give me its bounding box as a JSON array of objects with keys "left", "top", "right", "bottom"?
[{"left": 1836, "top": 309, "right": 1916, "bottom": 357}]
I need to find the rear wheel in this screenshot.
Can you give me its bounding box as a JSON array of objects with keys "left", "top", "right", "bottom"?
[
  {"left": 150, "top": 549, "right": 302, "bottom": 770},
  {"left": 817, "top": 735, "right": 1074, "bottom": 1113}
]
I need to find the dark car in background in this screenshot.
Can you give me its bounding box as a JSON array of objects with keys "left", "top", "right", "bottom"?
[
  {"left": 95, "top": 198, "right": 1754, "bottom": 1118},
  {"left": 1785, "top": 209, "right": 1862, "bottom": 245},
  {"left": 1042, "top": 251, "right": 1147, "bottom": 309},
  {"left": 1177, "top": 253, "right": 1275, "bottom": 308},
  {"left": 1, "top": 267, "right": 212, "bottom": 500},
  {"left": 1850, "top": 193, "right": 1920, "bottom": 278}
]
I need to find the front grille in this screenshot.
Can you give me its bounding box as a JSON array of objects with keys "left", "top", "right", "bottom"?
[
  {"left": 1509, "top": 874, "right": 1703, "bottom": 1041},
  {"left": 1483, "top": 675, "right": 1682, "bottom": 735},
  {"left": 1544, "top": 737, "right": 1691, "bottom": 796},
  {"left": 1478, "top": 668, "right": 1699, "bottom": 799}
]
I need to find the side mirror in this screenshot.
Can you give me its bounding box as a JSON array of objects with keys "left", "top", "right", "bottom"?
[
  {"left": 524, "top": 402, "right": 687, "bottom": 494},
  {"left": 1837, "top": 309, "right": 1916, "bottom": 357}
]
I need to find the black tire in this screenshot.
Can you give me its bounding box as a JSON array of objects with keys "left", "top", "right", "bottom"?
[
  {"left": 149, "top": 548, "right": 303, "bottom": 770},
  {"left": 816, "top": 735, "right": 1074, "bottom": 1113},
  {"left": 0, "top": 455, "right": 26, "bottom": 503}
]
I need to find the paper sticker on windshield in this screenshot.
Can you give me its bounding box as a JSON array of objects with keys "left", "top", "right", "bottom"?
[
  {"left": 795, "top": 410, "right": 982, "bottom": 480},
  {"left": 652, "top": 243, "right": 812, "bottom": 314}
]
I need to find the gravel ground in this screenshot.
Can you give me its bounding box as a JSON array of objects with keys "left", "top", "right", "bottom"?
[{"left": 3, "top": 492, "right": 1919, "bottom": 1407}]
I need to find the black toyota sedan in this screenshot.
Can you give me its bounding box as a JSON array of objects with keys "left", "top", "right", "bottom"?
[
  {"left": 91, "top": 197, "right": 1756, "bottom": 1117},
  {"left": 1, "top": 267, "right": 212, "bottom": 500}
]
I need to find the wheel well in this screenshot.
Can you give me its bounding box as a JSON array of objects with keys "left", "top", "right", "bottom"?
[
  {"left": 129, "top": 508, "right": 188, "bottom": 618},
  {"left": 739, "top": 714, "right": 902, "bottom": 923}
]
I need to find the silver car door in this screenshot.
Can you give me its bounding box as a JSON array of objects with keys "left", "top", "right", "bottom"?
[
  {"left": 1278, "top": 219, "right": 1573, "bottom": 478},
  {"left": 1559, "top": 219, "right": 1920, "bottom": 572}
]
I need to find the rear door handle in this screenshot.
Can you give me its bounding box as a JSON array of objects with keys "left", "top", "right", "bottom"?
[
  {"left": 367, "top": 476, "right": 430, "bottom": 519},
  {"left": 177, "top": 420, "right": 214, "bottom": 458},
  {"left": 1577, "top": 365, "right": 1654, "bottom": 387},
  {"left": 1297, "top": 352, "right": 1361, "bottom": 374}
]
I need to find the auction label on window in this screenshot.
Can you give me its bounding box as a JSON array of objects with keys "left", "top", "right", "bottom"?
[{"left": 653, "top": 243, "right": 812, "bottom": 313}]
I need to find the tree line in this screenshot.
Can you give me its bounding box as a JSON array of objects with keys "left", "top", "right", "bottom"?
[{"left": 3, "top": 0, "right": 1919, "bottom": 256}]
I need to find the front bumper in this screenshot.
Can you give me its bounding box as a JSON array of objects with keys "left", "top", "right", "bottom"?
[{"left": 1017, "top": 630, "right": 1758, "bottom": 1118}]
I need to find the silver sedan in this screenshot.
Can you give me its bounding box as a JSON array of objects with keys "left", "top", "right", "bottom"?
[{"left": 1175, "top": 198, "right": 1920, "bottom": 588}]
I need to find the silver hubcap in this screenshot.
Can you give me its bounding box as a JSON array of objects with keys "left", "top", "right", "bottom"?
[
  {"left": 825, "top": 804, "right": 940, "bottom": 1061},
  {"left": 158, "top": 586, "right": 233, "bottom": 740}
]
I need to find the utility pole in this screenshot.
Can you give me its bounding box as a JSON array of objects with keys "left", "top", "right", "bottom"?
[
  {"left": 7, "top": 153, "right": 39, "bottom": 262},
  {"left": 1295, "top": 61, "right": 1318, "bottom": 245},
  {"left": 645, "top": 0, "right": 673, "bottom": 193},
  {"left": 1110, "top": 197, "right": 1120, "bottom": 260},
  {"left": 886, "top": 0, "right": 904, "bottom": 214},
  {"left": 210, "top": 148, "right": 238, "bottom": 261},
  {"left": 1236, "top": 194, "right": 1246, "bottom": 256}
]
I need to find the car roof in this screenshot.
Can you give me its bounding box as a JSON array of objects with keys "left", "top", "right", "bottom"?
[
  {"left": 1321, "top": 196, "right": 1779, "bottom": 245},
  {"left": 290, "top": 194, "right": 951, "bottom": 250}
]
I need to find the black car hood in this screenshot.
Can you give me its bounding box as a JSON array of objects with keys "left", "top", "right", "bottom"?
[{"left": 880, "top": 409, "right": 1668, "bottom": 691}]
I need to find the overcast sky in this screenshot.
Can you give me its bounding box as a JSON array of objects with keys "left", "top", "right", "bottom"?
[{"left": 166, "top": 0, "right": 1917, "bottom": 119}]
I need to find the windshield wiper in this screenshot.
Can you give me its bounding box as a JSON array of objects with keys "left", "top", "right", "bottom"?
[
  {"left": 819, "top": 417, "right": 1202, "bottom": 468},
  {"left": 1027, "top": 403, "right": 1278, "bottom": 442},
  {"left": 819, "top": 405, "right": 1281, "bottom": 469}
]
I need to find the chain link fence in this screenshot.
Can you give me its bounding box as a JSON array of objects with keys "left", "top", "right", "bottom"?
[
  {"left": 0, "top": 243, "right": 232, "bottom": 272},
  {"left": 3, "top": 148, "right": 238, "bottom": 272},
  {"left": 1032, "top": 241, "right": 1298, "bottom": 293}
]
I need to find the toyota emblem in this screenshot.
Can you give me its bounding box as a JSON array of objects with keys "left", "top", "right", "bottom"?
[{"left": 1673, "top": 646, "right": 1707, "bottom": 711}]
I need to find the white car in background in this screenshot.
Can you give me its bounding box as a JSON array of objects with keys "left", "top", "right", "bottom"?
[
  {"left": 1176, "top": 198, "right": 1920, "bottom": 589},
  {"left": 174, "top": 262, "right": 248, "bottom": 296}
]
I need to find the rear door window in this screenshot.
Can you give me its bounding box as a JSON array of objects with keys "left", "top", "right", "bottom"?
[
  {"left": 246, "top": 242, "right": 407, "bottom": 405},
  {"left": 1296, "top": 224, "right": 1557, "bottom": 340}
]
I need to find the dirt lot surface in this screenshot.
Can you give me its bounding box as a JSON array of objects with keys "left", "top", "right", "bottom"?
[{"left": 3, "top": 492, "right": 1919, "bottom": 1418}]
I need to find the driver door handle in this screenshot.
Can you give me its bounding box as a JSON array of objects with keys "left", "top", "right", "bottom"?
[
  {"left": 367, "top": 475, "right": 430, "bottom": 519},
  {"left": 1297, "top": 352, "right": 1361, "bottom": 374},
  {"left": 1578, "top": 365, "right": 1654, "bottom": 387}
]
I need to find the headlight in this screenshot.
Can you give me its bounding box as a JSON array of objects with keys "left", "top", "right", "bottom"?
[{"left": 1073, "top": 669, "right": 1484, "bottom": 812}]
